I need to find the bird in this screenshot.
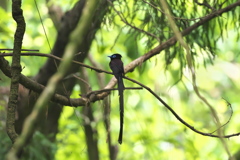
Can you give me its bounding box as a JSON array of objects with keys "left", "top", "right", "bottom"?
[{"left": 108, "top": 53, "right": 125, "bottom": 144}]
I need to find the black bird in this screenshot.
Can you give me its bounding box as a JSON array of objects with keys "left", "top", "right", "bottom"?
[{"left": 108, "top": 53, "right": 125, "bottom": 144}]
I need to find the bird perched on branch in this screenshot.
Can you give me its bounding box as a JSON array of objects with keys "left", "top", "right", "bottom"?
[{"left": 108, "top": 53, "right": 125, "bottom": 144}]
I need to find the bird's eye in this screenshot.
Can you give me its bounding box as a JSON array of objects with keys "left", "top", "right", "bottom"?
[{"left": 112, "top": 55, "right": 116, "bottom": 58}]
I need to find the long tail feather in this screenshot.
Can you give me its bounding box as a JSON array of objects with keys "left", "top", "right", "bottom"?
[
  {"left": 118, "top": 89, "right": 124, "bottom": 144},
  {"left": 118, "top": 76, "right": 124, "bottom": 144}
]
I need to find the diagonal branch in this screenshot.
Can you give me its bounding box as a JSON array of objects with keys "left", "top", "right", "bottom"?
[
  {"left": 123, "top": 76, "right": 240, "bottom": 139},
  {"left": 121, "top": 1, "right": 240, "bottom": 74}
]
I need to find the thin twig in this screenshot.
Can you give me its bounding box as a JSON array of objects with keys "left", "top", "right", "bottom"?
[
  {"left": 194, "top": 0, "right": 216, "bottom": 10},
  {"left": 123, "top": 75, "right": 240, "bottom": 139},
  {"left": 83, "top": 87, "right": 142, "bottom": 98},
  {"left": 0, "top": 49, "right": 39, "bottom": 51},
  {"left": 0, "top": 52, "right": 112, "bottom": 74},
  {"left": 210, "top": 98, "right": 233, "bottom": 134},
  {"left": 34, "top": 0, "right": 52, "bottom": 51},
  {"left": 107, "top": 0, "right": 160, "bottom": 41}
]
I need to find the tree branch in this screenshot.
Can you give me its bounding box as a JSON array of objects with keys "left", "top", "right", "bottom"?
[
  {"left": 121, "top": 1, "right": 240, "bottom": 75},
  {"left": 0, "top": 52, "right": 111, "bottom": 74},
  {"left": 0, "top": 56, "right": 142, "bottom": 107},
  {"left": 123, "top": 76, "right": 240, "bottom": 139},
  {"left": 6, "top": 0, "right": 26, "bottom": 145}
]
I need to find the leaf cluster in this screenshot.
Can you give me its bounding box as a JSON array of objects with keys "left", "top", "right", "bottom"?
[{"left": 104, "top": 0, "right": 240, "bottom": 73}]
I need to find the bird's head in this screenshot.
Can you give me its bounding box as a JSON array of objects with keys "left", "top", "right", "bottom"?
[{"left": 108, "top": 53, "right": 122, "bottom": 59}]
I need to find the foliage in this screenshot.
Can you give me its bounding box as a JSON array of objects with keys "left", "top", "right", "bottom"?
[
  {"left": 1, "top": 0, "right": 240, "bottom": 159},
  {"left": 21, "top": 132, "right": 57, "bottom": 160}
]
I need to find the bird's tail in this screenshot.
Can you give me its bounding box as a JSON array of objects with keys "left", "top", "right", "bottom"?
[
  {"left": 118, "top": 88, "right": 124, "bottom": 144},
  {"left": 118, "top": 76, "right": 124, "bottom": 144},
  {"left": 117, "top": 76, "right": 125, "bottom": 92}
]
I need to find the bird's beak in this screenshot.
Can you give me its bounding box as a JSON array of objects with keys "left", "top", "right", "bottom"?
[{"left": 108, "top": 55, "right": 111, "bottom": 58}]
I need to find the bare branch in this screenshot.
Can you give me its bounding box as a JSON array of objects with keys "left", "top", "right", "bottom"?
[
  {"left": 123, "top": 76, "right": 240, "bottom": 139},
  {"left": 82, "top": 87, "right": 142, "bottom": 98},
  {"left": 194, "top": 0, "right": 216, "bottom": 11},
  {"left": 0, "top": 52, "right": 111, "bottom": 74},
  {"left": 6, "top": 0, "right": 26, "bottom": 147},
  {"left": 0, "top": 49, "right": 39, "bottom": 51}
]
